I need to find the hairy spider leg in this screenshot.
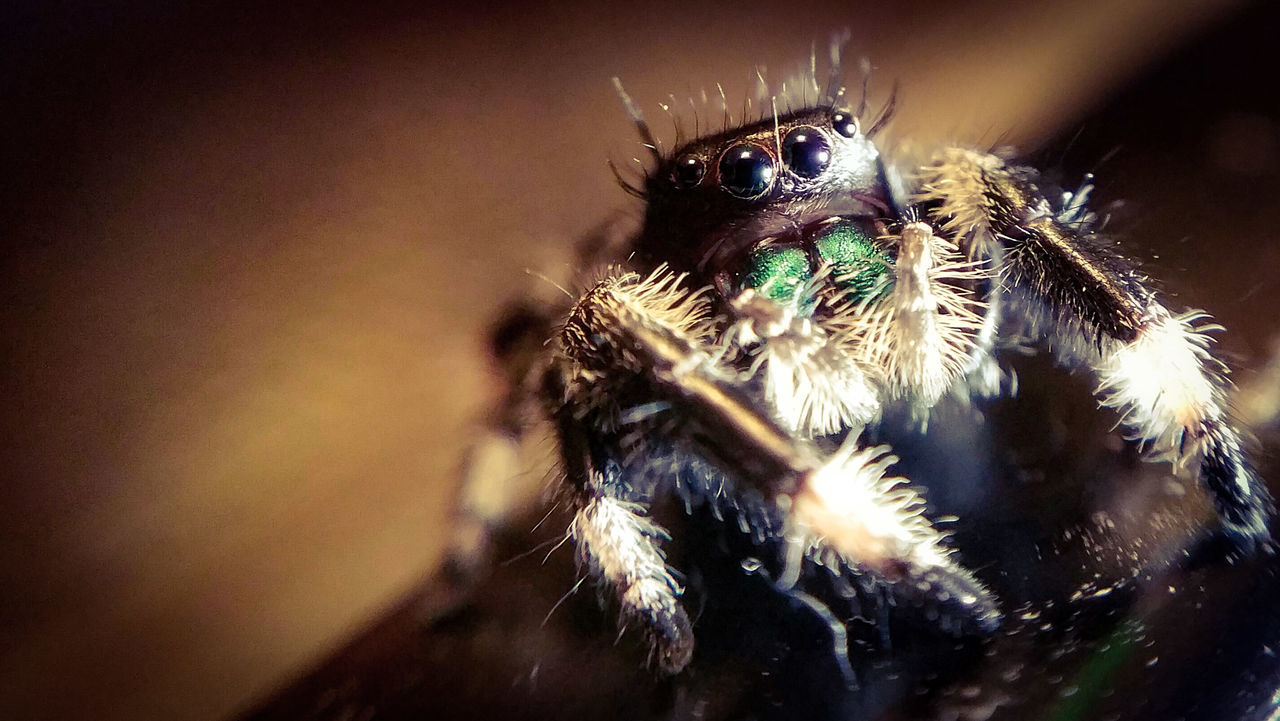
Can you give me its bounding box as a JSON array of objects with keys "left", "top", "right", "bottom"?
[
  {"left": 442, "top": 220, "right": 636, "bottom": 588},
  {"left": 553, "top": 269, "right": 1000, "bottom": 672},
  {"left": 917, "top": 148, "right": 1273, "bottom": 552},
  {"left": 440, "top": 300, "right": 562, "bottom": 594}
]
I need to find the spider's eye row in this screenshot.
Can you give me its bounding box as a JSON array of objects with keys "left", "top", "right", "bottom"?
[
  {"left": 781, "top": 126, "right": 831, "bottom": 179},
  {"left": 671, "top": 154, "right": 705, "bottom": 189},
  {"left": 831, "top": 110, "right": 859, "bottom": 138},
  {"left": 718, "top": 144, "right": 775, "bottom": 198}
]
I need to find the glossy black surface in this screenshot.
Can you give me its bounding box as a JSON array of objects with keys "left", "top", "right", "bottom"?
[
  {"left": 673, "top": 154, "right": 706, "bottom": 189},
  {"left": 718, "top": 143, "right": 775, "bottom": 198},
  {"left": 781, "top": 126, "right": 832, "bottom": 179},
  {"left": 831, "top": 110, "right": 859, "bottom": 138}
]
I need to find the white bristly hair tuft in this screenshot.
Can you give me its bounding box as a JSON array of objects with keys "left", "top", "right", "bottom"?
[
  {"left": 571, "top": 495, "right": 690, "bottom": 672},
  {"left": 828, "top": 222, "right": 989, "bottom": 412},
  {"left": 787, "top": 444, "right": 952, "bottom": 574},
  {"left": 726, "top": 289, "right": 882, "bottom": 438},
  {"left": 1096, "top": 309, "right": 1228, "bottom": 459},
  {"left": 577, "top": 265, "right": 718, "bottom": 346},
  {"left": 572, "top": 496, "right": 682, "bottom": 602},
  {"left": 913, "top": 147, "right": 1010, "bottom": 260}
]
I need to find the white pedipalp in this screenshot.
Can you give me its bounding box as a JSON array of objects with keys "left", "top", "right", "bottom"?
[
  {"left": 831, "top": 222, "right": 989, "bottom": 416},
  {"left": 889, "top": 222, "right": 952, "bottom": 404}
]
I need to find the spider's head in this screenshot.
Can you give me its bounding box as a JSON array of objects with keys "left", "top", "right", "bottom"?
[{"left": 634, "top": 106, "right": 898, "bottom": 311}]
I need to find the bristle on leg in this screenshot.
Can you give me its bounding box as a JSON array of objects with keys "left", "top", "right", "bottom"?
[
  {"left": 572, "top": 494, "right": 694, "bottom": 672},
  {"left": 785, "top": 444, "right": 1001, "bottom": 634}
]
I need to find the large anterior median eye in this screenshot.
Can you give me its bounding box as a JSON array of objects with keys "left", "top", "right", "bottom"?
[
  {"left": 739, "top": 245, "right": 811, "bottom": 303},
  {"left": 813, "top": 221, "right": 892, "bottom": 301},
  {"left": 718, "top": 144, "right": 775, "bottom": 198},
  {"left": 781, "top": 126, "right": 831, "bottom": 179}
]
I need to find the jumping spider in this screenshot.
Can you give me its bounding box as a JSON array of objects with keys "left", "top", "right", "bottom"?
[{"left": 449, "top": 43, "right": 1273, "bottom": 681}]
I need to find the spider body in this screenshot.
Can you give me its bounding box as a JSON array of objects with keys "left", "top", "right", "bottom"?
[{"left": 448, "top": 46, "right": 1272, "bottom": 685}]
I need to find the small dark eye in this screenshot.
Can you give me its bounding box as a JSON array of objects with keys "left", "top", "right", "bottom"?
[
  {"left": 671, "top": 154, "right": 705, "bottom": 189},
  {"left": 831, "top": 111, "right": 859, "bottom": 138},
  {"left": 718, "top": 144, "right": 775, "bottom": 198},
  {"left": 781, "top": 126, "right": 831, "bottom": 179}
]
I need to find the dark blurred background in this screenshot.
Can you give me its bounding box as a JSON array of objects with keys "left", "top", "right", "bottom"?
[{"left": 2, "top": 1, "right": 1277, "bottom": 720}]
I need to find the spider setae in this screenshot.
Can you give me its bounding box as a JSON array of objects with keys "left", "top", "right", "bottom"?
[{"left": 446, "top": 42, "right": 1273, "bottom": 684}]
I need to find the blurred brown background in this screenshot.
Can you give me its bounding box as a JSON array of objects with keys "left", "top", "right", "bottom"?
[{"left": 2, "top": 1, "right": 1275, "bottom": 720}]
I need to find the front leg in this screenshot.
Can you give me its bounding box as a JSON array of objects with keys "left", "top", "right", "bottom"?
[
  {"left": 918, "top": 148, "right": 1272, "bottom": 551},
  {"left": 556, "top": 422, "right": 694, "bottom": 672},
  {"left": 440, "top": 301, "right": 560, "bottom": 596},
  {"left": 443, "top": 221, "right": 635, "bottom": 588},
  {"left": 552, "top": 268, "right": 1000, "bottom": 671}
]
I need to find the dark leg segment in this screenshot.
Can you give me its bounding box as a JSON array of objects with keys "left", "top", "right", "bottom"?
[{"left": 919, "top": 148, "right": 1272, "bottom": 551}]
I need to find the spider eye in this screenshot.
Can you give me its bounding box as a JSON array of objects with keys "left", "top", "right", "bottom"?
[
  {"left": 813, "top": 221, "right": 891, "bottom": 300},
  {"left": 718, "top": 144, "right": 775, "bottom": 198},
  {"left": 781, "top": 126, "right": 831, "bottom": 179},
  {"left": 739, "top": 245, "right": 811, "bottom": 304},
  {"left": 831, "top": 111, "right": 859, "bottom": 138},
  {"left": 671, "top": 154, "right": 705, "bottom": 189}
]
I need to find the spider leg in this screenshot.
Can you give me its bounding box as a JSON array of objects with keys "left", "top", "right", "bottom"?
[
  {"left": 444, "top": 220, "right": 634, "bottom": 586},
  {"left": 443, "top": 302, "right": 560, "bottom": 586},
  {"left": 918, "top": 148, "right": 1272, "bottom": 552},
  {"left": 554, "top": 416, "right": 694, "bottom": 673},
  {"left": 552, "top": 269, "right": 1000, "bottom": 671}
]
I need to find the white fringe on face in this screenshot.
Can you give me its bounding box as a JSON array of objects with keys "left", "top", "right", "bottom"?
[
  {"left": 727, "top": 290, "right": 882, "bottom": 438},
  {"left": 787, "top": 444, "right": 951, "bottom": 574},
  {"left": 1096, "top": 309, "right": 1226, "bottom": 458},
  {"left": 830, "top": 222, "right": 988, "bottom": 411}
]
